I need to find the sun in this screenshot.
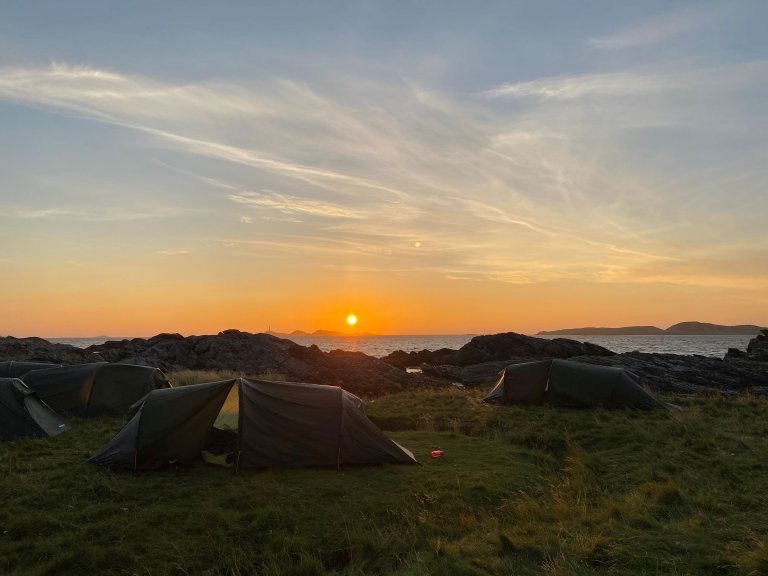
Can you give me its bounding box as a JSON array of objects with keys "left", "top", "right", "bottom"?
[{"left": 346, "top": 314, "right": 358, "bottom": 326}]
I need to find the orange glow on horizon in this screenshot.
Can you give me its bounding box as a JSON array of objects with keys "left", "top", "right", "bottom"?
[{"left": 2, "top": 265, "right": 765, "bottom": 338}]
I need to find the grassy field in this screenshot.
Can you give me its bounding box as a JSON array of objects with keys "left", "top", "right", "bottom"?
[{"left": 2, "top": 385, "right": 768, "bottom": 575}]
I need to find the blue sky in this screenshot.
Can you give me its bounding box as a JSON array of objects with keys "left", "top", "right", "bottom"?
[{"left": 1, "top": 1, "right": 766, "bottom": 336}]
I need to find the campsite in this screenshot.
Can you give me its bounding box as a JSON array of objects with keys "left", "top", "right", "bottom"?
[
  {"left": 2, "top": 363, "right": 768, "bottom": 575},
  {"left": 4, "top": 1, "right": 768, "bottom": 573}
]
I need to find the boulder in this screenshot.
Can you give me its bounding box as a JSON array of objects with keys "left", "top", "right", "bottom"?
[
  {"left": 451, "top": 333, "right": 615, "bottom": 366},
  {"left": 381, "top": 348, "right": 456, "bottom": 369},
  {"left": 0, "top": 336, "right": 103, "bottom": 364},
  {"left": 382, "top": 332, "right": 614, "bottom": 371},
  {"left": 726, "top": 329, "right": 768, "bottom": 362}
]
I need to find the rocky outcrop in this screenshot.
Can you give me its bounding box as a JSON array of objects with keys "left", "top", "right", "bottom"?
[
  {"left": 421, "top": 352, "right": 768, "bottom": 396},
  {"left": 419, "top": 360, "right": 511, "bottom": 386},
  {"left": 572, "top": 353, "right": 768, "bottom": 396},
  {"left": 87, "top": 329, "right": 444, "bottom": 397},
  {"left": 381, "top": 348, "right": 457, "bottom": 369},
  {"left": 393, "top": 331, "right": 768, "bottom": 396},
  {"left": 0, "top": 336, "right": 104, "bottom": 364},
  {"left": 726, "top": 329, "right": 768, "bottom": 362},
  {"left": 446, "top": 332, "right": 614, "bottom": 366},
  {"left": 382, "top": 332, "right": 613, "bottom": 370},
  {"left": 7, "top": 329, "right": 766, "bottom": 399}
]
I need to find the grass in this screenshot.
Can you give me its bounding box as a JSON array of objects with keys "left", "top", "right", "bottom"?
[
  {"left": 2, "top": 387, "right": 768, "bottom": 575},
  {"left": 169, "top": 369, "right": 287, "bottom": 387}
]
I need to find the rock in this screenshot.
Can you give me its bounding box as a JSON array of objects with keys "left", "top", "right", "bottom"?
[
  {"left": 571, "top": 352, "right": 768, "bottom": 396},
  {"left": 419, "top": 363, "right": 464, "bottom": 381},
  {"left": 382, "top": 332, "right": 614, "bottom": 371},
  {"left": 87, "top": 329, "right": 446, "bottom": 397},
  {"left": 437, "top": 352, "right": 768, "bottom": 396},
  {"left": 726, "top": 329, "right": 768, "bottom": 362},
  {"left": 420, "top": 360, "right": 515, "bottom": 386},
  {"left": 408, "top": 331, "right": 768, "bottom": 396},
  {"left": 381, "top": 348, "right": 457, "bottom": 369},
  {"left": 444, "top": 332, "right": 614, "bottom": 367},
  {"left": 0, "top": 336, "right": 104, "bottom": 364}
]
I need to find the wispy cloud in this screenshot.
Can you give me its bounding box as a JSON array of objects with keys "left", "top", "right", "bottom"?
[
  {"left": 1, "top": 60, "right": 765, "bottom": 293},
  {"left": 49, "top": 62, "right": 126, "bottom": 82},
  {"left": 12, "top": 206, "right": 182, "bottom": 221},
  {"left": 15, "top": 208, "right": 76, "bottom": 219},
  {"left": 229, "top": 191, "right": 367, "bottom": 219},
  {"left": 157, "top": 249, "right": 190, "bottom": 256},
  {"left": 589, "top": 7, "right": 715, "bottom": 50},
  {"left": 483, "top": 71, "right": 669, "bottom": 100}
]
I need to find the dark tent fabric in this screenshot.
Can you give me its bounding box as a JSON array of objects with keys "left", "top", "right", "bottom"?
[
  {"left": 238, "top": 379, "right": 417, "bottom": 468},
  {"left": 23, "top": 363, "right": 171, "bottom": 416},
  {"left": 89, "top": 380, "right": 235, "bottom": 470},
  {"left": 0, "top": 361, "right": 61, "bottom": 379},
  {"left": 483, "top": 360, "right": 551, "bottom": 405},
  {"left": 90, "top": 378, "right": 417, "bottom": 470},
  {"left": 0, "top": 378, "right": 70, "bottom": 441},
  {"left": 483, "top": 359, "right": 671, "bottom": 409}
]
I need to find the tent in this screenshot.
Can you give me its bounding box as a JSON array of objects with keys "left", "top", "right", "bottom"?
[
  {"left": 483, "top": 359, "right": 671, "bottom": 409},
  {"left": 23, "top": 362, "right": 171, "bottom": 416},
  {"left": 89, "top": 378, "right": 418, "bottom": 470},
  {"left": 0, "top": 378, "right": 70, "bottom": 441},
  {"left": 0, "top": 361, "right": 61, "bottom": 378}
]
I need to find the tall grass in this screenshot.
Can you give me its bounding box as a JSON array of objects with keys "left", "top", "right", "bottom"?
[
  {"left": 1, "top": 388, "right": 767, "bottom": 574},
  {"left": 169, "top": 369, "right": 286, "bottom": 387}
]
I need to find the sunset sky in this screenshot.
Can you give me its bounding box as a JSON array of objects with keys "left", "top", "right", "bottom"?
[{"left": 1, "top": 1, "right": 766, "bottom": 337}]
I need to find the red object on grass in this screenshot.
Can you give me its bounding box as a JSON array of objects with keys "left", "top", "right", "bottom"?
[{"left": 431, "top": 449, "right": 444, "bottom": 458}]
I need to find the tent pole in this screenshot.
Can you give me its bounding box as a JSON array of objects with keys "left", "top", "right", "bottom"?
[
  {"left": 336, "top": 389, "right": 343, "bottom": 471},
  {"left": 235, "top": 378, "right": 243, "bottom": 474}
]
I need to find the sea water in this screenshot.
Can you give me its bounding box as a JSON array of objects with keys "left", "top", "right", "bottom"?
[{"left": 51, "top": 333, "right": 754, "bottom": 359}]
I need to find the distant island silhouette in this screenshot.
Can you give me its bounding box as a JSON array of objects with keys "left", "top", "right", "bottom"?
[
  {"left": 538, "top": 321, "right": 765, "bottom": 336},
  {"left": 267, "top": 329, "right": 378, "bottom": 337}
]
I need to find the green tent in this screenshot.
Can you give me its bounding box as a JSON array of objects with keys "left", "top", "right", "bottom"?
[
  {"left": 0, "top": 378, "right": 70, "bottom": 441},
  {"left": 483, "top": 359, "right": 672, "bottom": 409},
  {"left": 23, "top": 363, "right": 171, "bottom": 416},
  {"left": 89, "top": 378, "right": 418, "bottom": 470},
  {"left": 89, "top": 379, "right": 233, "bottom": 469},
  {"left": 0, "top": 361, "right": 61, "bottom": 378}
]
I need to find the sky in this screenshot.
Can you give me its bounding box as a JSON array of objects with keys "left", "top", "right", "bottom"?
[{"left": 1, "top": 1, "right": 767, "bottom": 337}]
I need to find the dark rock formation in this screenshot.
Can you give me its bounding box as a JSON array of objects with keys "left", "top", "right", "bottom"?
[
  {"left": 419, "top": 360, "right": 512, "bottom": 386},
  {"left": 726, "top": 329, "right": 768, "bottom": 362},
  {"left": 571, "top": 353, "right": 768, "bottom": 396},
  {"left": 7, "top": 328, "right": 766, "bottom": 399},
  {"left": 381, "top": 348, "right": 457, "bottom": 369},
  {"left": 87, "top": 329, "right": 444, "bottom": 397},
  {"left": 420, "top": 351, "right": 768, "bottom": 396},
  {"left": 0, "top": 336, "right": 103, "bottom": 364},
  {"left": 382, "top": 332, "right": 612, "bottom": 370},
  {"left": 445, "top": 332, "right": 614, "bottom": 367},
  {"left": 391, "top": 331, "right": 768, "bottom": 396}
]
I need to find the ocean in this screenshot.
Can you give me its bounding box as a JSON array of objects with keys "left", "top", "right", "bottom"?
[{"left": 50, "top": 333, "right": 755, "bottom": 359}]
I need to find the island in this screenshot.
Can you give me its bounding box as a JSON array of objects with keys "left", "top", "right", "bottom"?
[{"left": 538, "top": 321, "right": 766, "bottom": 336}]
